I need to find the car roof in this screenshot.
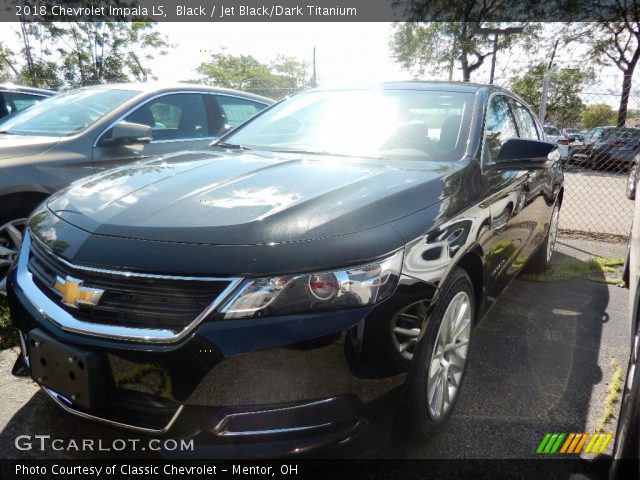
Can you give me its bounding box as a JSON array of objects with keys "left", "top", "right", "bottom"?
[
  {"left": 0, "top": 83, "right": 55, "bottom": 96},
  {"left": 72, "top": 82, "right": 274, "bottom": 104},
  {"left": 309, "top": 81, "right": 490, "bottom": 94}
]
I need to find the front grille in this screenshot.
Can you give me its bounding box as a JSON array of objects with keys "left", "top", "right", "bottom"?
[{"left": 27, "top": 237, "right": 233, "bottom": 332}]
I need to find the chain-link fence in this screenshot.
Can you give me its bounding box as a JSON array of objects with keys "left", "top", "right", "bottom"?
[{"left": 534, "top": 75, "right": 640, "bottom": 245}]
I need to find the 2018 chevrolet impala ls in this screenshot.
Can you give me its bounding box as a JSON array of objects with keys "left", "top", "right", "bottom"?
[{"left": 7, "top": 82, "right": 563, "bottom": 456}]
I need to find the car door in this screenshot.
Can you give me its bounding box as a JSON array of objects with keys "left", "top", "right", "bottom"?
[
  {"left": 92, "top": 92, "right": 218, "bottom": 171},
  {"left": 481, "top": 93, "right": 530, "bottom": 300},
  {"left": 508, "top": 98, "right": 554, "bottom": 266}
]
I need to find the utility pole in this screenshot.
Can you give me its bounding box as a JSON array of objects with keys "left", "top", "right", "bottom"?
[
  {"left": 539, "top": 39, "right": 559, "bottom": 124},
  {"left": 472, "top": 26, "right": 524, "bottom": 84},
  {"left": 310, "top": 47, "right": 317, "bottom": 88}
]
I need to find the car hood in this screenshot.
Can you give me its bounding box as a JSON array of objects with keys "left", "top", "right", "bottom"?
[
  {"left": 47, "top": 150, "right": 461, "bottom": 246},
  {"left": 0, "top": 134, "right": 61, "bottom": 159}
]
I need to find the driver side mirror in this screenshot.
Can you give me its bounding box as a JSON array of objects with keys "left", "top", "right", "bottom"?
[
  {"left": 110, "top": 121, "right": 152, "bottom": 145},
  {"left": 486, "top": 138, "right": 557, "bottom": 171}
]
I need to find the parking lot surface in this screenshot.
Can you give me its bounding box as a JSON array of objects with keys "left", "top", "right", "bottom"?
[{"left": 0, "top": 243, "right": 631, "bottom": 462}]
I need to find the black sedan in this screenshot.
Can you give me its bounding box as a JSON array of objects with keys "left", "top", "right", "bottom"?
[{"left": 7, "top": 82, "right": 563, "bottom": 457}]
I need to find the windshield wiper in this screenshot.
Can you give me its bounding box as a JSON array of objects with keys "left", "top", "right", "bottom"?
[
  {"left": 212, "top": 142, "right": 251, "bottom": 151},
  {"left": 0, "top": 130, "right": 14, "bottom": 135}
]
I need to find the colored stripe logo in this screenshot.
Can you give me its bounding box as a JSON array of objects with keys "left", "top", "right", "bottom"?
[{"left": 537, "top": 433, "right": 612, "bottom": 454}]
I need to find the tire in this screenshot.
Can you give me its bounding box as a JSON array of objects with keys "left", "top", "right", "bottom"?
[
  {"left": 0, "top": 197, "right": 43, "bottom": 294},
  {"left": 403, "top": 267, "right": 474, "bottom": 438},
  {"left": 524, "top": 202, "right": 560, "bottom": 274},
  {"left": 627, "top": 164, "right": 637, "bottom": 200}
]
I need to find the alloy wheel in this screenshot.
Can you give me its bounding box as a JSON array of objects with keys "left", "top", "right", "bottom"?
[
  {"left": 426, "top": 291, "right": 471, "bottom": 420},
  {"left": 390, "top": 300, "right": 429, "bottom": 361},
  {"left": 546, "top": 206, "right": 560, "bottom": 263},
  {"left": 627, "top": 165, "right": 637, "bottom": 199},
  {"left": 0, "top": 218, "right": 27, "bottom": 294}
]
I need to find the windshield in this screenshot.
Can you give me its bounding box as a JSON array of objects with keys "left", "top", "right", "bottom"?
[
  {"left": 221, "top": 89, "right": 475, "bottom": 161},
  {"left": 604, "top": 128, "right": 640, "bottom": 140},
  {"left": 544, "top": 126, "right": 561, "bottom": 136},
  {"left": 0, "top": 88, "right": 139, "bottom": 136}
]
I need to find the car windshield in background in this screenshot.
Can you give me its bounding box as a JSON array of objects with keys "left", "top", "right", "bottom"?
[
  {"left": 222, "top": 89, "right": 475, "bottom": 161},
  {"left": 605, "top": 128, "right": 640, "bottom": 140},
  {"left": 544, "top": 126, "right": 561, "bottom": 136},
  {"left": 0, "top": 88, "right": 139, "bottom": 136}
]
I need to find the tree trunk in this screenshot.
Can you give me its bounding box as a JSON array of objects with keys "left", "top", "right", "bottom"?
[
  {"left": 617, "top": 58, "right": 637, "bottom": 128},
  {"left": 461, "top": 55, "right": 470, "bottom": 82}
]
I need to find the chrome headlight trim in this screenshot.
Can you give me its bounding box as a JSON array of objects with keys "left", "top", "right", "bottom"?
[{"left": 219, "top": 249, "right": 404, "bottom": 319}]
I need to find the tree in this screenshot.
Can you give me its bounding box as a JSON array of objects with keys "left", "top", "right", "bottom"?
[
  {"left": 510, "top": 63, "right": 593, "bottom": 127},
  {"left": 9, "top": 20, "right": 170, "bottom": 88},
  {"left": 389, "top": 0, "right": 536, "bottom": 82},
  {"left": 270, "top": 55, "right": 309, "bottom": 91},
  {"left": 581, "top": 104, "right": 617, "bottom": 129},
  {"left": 587, "top": 21, "right": 640, "bottom": 127},
  {"left": 0, "top": 42, "right": 18, "bottom": 82},
  {"left": 44, "top": 22, "right": 170, "bottom": 86},
  {"left": 197, "top": 54, "right": 309, "bottom": 99}
]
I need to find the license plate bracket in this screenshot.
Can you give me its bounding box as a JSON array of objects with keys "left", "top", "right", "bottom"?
[{"left": 28, "top": 329, "right": 105, "bottom": 410}]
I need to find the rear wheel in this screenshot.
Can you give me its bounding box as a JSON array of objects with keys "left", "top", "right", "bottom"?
[
  {"left": 404, "top": 268, "right": 474, "bottom": 438},
  {"left": 524, "top": 203, "right": 560, "bottom": 274}
]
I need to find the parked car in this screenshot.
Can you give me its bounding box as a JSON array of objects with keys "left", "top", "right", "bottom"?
[
  {"left": 611, "top": 188, "right": 640, "bottom": 479},
  {"left": 0, "top": 84, "right": 54, "bottom": 120},
  {"left": 543, "top": 124, "right": 570, "bottom": 159},
  {"left": 7, "top": 82, "right": 563, "bottom": 456},
  {"left": 563, "top": 128, "right": 585, "bottom": 144},
  {"left": 0, "top": 83, "right": 272, "bottom": 293},
  {"left": 570, "top": 126, "right": 640, "bottom": 171}
]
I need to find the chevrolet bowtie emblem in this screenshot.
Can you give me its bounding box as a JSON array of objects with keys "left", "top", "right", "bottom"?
[{"left": 52, "top": 276, "right": 104, "bottom": 309}]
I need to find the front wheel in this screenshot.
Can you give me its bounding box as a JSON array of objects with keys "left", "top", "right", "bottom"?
[
  {"left": 523, "top": 203, "right": 560, "bottom": 274},
  {"left": 627, "top": 164, "right": 637, "bottom": 200},
  {"left": 0, "top": 218, "right": 27, "bottom": 294},
  {"left": 403, "top": 267, "right": 474, "bottom": 438}
]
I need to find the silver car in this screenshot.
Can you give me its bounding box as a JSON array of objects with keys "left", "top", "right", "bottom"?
[{"left": 0, "top": 83, "right": 272, "bottom": 292}]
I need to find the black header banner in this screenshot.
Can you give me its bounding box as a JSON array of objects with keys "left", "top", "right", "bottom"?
[{"left": 1, "top": 0, "right": 639, "bottom": 22}]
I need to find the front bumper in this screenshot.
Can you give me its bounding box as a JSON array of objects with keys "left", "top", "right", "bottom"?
[{"left": 7, "top": 239, "right": 426, "bottom": 457}]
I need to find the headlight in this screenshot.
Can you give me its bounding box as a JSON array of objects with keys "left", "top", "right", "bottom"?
[{"left": 219, "top": 250, "right": 404, "bottom": 319}]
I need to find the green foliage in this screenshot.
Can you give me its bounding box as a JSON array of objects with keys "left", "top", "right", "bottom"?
[
  {"left": 0, "top": 42, "right": 18, "bottom": 83},
  {"left": 390, "top": 21, "right": 536, "bottom": 82},
  {"left": 595, "top": 357, "right": 624, "bottom": 433},
  {"left": 510, "top": 63, "right": 593, "bottom": 127},
  {"left": 0, "top": 296, "right": 17, "bottom": 350},
  {"left": 13, "top": 20, "right": 170, "bottom": 89},
  {"left": 521, "top": 257, "right": 624, "bottom": 283},
  {"left": 581, "top": 104, "right": 618, "bottom": 129},
  {"left": 270, "top": 54, "right": 309, "bottom": 91},
  {"left": 197, "top": 53, "right": 309, "bottom": 99}
]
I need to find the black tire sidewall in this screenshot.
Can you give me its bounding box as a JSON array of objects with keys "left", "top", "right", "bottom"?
[
  {"left": 627, "top": 165, "right": 637, "bottom": 200},
  {"left": 405, "top": 267, "right": 475, "bottom": 437}
]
